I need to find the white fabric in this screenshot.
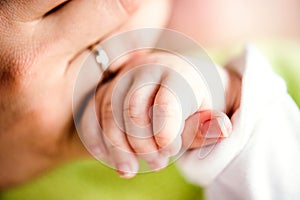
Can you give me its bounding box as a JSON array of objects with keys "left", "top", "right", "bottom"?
[{"left": 178, "top": 45, "right": 300, "bottom": 200}]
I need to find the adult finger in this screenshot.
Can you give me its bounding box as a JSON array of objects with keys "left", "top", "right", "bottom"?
[
  {"left": 151, "top": 65, "right": 208, "bottom": 156},
  {"left": 123, "top": 76, "right": 169, "bottom": 170},
  {"left": 39, "top": 0, "right": 141, "bottom": 59},
  {"left": 80, "top": 94, "right": 108, "bottom": 160},
  {"left": 98, "top": 72, "right": 139, "bottom": 178},
  {"left": 152, "top": 83, "right": 183, "bottom": 156}
]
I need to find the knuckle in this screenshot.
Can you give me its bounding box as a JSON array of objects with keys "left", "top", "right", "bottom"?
[
  {"left": 153, "top": 101, "right": 180, "bottom": 118},
  {"left": 103, "top": 132, "right": 119, "bottom": 145},
  {"left": 129, "top": 138, "right": 156, "bottom": 154},
  {"left": 124, "top": 91, "right": 150, "bottom": 125},
  {"left": 101, "top": 100, "right": 114, "bottom": 118},
  {"left": 155, "top": 90, "right": 180, "bottom": 112},
  {"left": 102, "top": 128, "right": 119, "bottom": 144},
  {"left": 108, "top": 140, "right": 128, "bottom": 152},
  {"left": 134, "top": 144, "right": 154, "bottom": 154}
]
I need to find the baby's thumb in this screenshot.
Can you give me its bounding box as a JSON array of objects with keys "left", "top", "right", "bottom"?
[{"left": 182, "top": 110, "right": 232, "bottom": 149}]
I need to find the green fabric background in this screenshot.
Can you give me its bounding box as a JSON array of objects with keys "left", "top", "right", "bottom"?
[{"left": 1, "top": 43, "right": 299, "bottom": 200}]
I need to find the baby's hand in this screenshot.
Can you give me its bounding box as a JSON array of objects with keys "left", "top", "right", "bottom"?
[{"left": 80, "top": 52, "right": 233, "bottom": 177}]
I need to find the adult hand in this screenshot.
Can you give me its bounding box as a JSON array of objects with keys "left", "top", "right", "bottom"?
[
  {"left": 80, "top": 51, "right": 240, "bottom": 178},
  {"left": 0, "top": 0, "right": 171, "bottom": 189}
]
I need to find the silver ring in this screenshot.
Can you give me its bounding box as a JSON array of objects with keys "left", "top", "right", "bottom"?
[{"left": 93, "top": 47, "right": 109, "bottom": 73}]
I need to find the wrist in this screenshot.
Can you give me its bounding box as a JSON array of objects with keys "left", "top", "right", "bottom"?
[
  {"left": 217, "top": 66, "right": 242, "bottom": 118},
  {"left": 225, "top": 68, "right": 242, "bottom": 117}
]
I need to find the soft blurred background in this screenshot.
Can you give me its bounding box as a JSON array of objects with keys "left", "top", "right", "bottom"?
[
  {"left": 1, "top": 0, "right": 300, "bottom": 199},
  {"left": 1, "top": 41, "right": 299, "bottom": 200}
]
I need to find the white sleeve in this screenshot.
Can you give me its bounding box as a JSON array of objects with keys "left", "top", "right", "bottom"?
[{"left": 177, "top": 45, "right": 300, "bottom": 200}]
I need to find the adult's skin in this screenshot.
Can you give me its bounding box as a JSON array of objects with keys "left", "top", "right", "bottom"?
[{"left": 0, "top": 0, "right": 172, "bottom": 188}]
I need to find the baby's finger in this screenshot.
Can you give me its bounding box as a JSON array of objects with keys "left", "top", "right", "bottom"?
[{"left": 182, "top": 110, "right": 232, "bottom": 149}]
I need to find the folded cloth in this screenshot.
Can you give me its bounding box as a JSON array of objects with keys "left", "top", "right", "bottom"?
[{"left": 178, "top": 45, "right": 300, "bottom": 200}]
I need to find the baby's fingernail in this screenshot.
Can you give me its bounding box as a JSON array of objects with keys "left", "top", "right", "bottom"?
[
  {"left": 116, "top": 164, "right": 135, "bottom": 178},
  {"left": 202, "top": 116, "right": 231, "bottom": 139}
]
